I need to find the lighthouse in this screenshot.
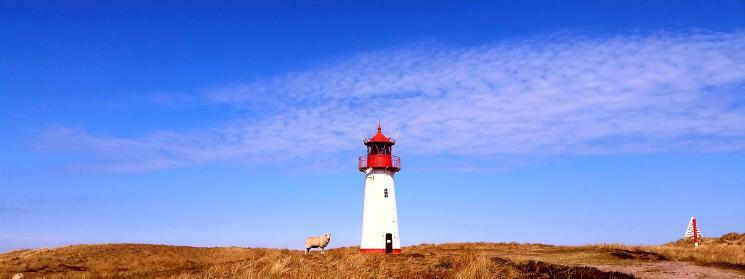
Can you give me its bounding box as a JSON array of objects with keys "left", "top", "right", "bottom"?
[{"left": 358, "top": 123, "right": 401, "bottom": 254}]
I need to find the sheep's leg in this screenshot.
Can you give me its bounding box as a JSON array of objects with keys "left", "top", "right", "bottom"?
[
  {"left": 321, "top": 247, "right": 325, "bottom": 254},
  {"left": 305, "top": 248, "right": 309, "bottom": 255}
]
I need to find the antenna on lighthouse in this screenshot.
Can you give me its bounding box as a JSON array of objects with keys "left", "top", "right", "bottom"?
[{"left": 361, "top": 129, "right": 369, "bottom": 141}]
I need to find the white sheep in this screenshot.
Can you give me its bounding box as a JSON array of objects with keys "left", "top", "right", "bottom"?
[{"left": 304, "top": 233, "right": 331, "bottom": 254}]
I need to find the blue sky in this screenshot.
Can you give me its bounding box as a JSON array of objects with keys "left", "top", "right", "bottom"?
[{"left": 2, "top": 1, "right": 745, "bottom": 252}]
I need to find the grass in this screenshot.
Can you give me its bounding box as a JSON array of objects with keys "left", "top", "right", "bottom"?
[
  {"left": 643, "top": 232, "right": 745, "bottom": 269},
  {"left": 582, "top": 232, "right": 745, "bottom": 271},
  {"left": 0, "top": 243, "right": 634, "bottom": 279},
  {"left": 1, "top": 233, "right": 743, "bottom": 278}
]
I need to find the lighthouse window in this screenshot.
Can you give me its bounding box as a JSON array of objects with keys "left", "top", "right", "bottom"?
[
  {"left": 368, "top": 144, "right": 391, "bottom": 155},
  {"left": 384, "top": 188, "right": 388, "bottom": 198}
]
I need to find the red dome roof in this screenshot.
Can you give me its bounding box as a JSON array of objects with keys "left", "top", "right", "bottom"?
[{"left": 365, "top": 123, "right": 395, "bottom": 144}]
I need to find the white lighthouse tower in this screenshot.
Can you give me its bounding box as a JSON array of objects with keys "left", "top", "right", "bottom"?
[{"left": 358, "top": 123, "right": 401, "bottom": 254}]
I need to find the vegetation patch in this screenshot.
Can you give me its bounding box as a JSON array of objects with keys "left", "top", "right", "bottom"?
[
  {"left": 4, "top": 237, "right": 745, "bottom": 278},
  {"left": 496, "top": 258, "right": 635, "bottom": 279},
  {"left": 641, "top": 232, "right": 745, "bottom": 270},
  {"left": 609, "top": 249, "right": 667, "bottom": 261}
]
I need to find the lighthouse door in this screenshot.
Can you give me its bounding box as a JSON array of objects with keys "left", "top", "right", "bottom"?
[{"left": 385, "top": 233, "right": 393, "bottom": 253}]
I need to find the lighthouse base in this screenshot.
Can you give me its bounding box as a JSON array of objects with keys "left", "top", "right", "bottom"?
[{"left": 360, "top": 248, "right": 401, "bottom": 254}]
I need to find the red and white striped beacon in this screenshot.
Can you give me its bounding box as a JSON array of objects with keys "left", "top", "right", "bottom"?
[
  {"left": 358, "top": 123, "right": 401, "bottom": 254},
  {"left": 684, "top": 216, "right": 702, "bottom": 247}
]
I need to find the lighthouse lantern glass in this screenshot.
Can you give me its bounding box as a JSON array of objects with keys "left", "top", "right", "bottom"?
[{"left": 368, "top": 144, "right": 391, "bottom": 155}]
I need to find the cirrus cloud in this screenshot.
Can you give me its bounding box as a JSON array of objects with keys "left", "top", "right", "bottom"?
[{"left": 42, "top": 31, "right": 745, "bottom": 172}]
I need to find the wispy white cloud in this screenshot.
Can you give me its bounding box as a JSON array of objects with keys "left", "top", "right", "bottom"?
[{"left": 41, "top": 31, "right": 745, "bottom": 172}]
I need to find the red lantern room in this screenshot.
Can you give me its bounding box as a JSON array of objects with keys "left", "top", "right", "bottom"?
[{"left": 358, "top": 123, "right": 401, "bottom": 172}]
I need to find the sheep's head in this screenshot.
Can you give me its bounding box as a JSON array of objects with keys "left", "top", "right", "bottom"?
[{"left": 325, "top": 233, "right": 331, "bottom": 241}]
